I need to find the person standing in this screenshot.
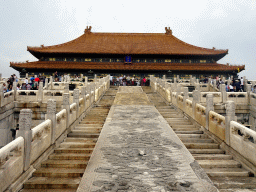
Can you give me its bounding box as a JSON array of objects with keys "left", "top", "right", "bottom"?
[{"left": 241, "top": 77, "right": 244, "bottom": 92}]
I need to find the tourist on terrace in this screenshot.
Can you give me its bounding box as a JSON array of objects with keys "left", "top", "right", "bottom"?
[
  {"left": 30, "top": 76, "right": 35, "bottom": 83},
  {"left": 24, "top": 78, "right": 28, "bottom": 85},
  {"left": 252, "top": 85, "right": 256, "bottom": 93},
  {"left": 2, "top": 83, "right": 7, "bottom": 93},
  {"left": 241, "top": 77, "right": 244, "bottom": 92}
]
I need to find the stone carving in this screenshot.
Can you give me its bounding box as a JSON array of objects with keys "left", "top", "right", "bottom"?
[
  {"left": 165, "top": 27, "right": 172, "bottom": 35},
  {"left": 47, "top": 99, "right": 56, "bottom": 114},
  {"left": 84, "top": 26, "right": 92, "bottom": 33},
  {"left": 63, "top": 93, "right": 70, "bottom": 105},
  {"left": 19, "top": 109, "right": 32, "bottom": 131}
]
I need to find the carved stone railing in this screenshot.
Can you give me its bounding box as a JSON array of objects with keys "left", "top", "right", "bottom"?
[
  {"left": 230, "top": 121, "right": 256, "bottom": 165},
  {"left": 1, "top": 90, "right": 15, "bottom": 107},
  {"left": 209, "top": 111, "right": 226, "bottom": 141},
  {"left": 195, "top": 104, "right": 206, "bottom": 127},
  {"left": 0, "top": 137, "right": 24, "bottom": 192},
  {"left": 150, "top": 76, "right": 256, "bottom": 169},
  {"left": 0, "top": 75, "right": 110, "bottom": 191},
  {"left": 30, "top": 120, "right": 52, "bottom": 164}
]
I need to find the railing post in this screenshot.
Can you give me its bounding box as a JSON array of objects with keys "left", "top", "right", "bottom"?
[
  {"left": 46, "top": 99, "right": 56, "bottom": 144},
  {"left": 213, "top": 79, "right": 217, "bottom": 90},
  {"left": 174, "top": 78, "right": 177, "bottom": 91},
  {"left": 0, "top": 73, "right": 2, "bottom": 81},
  {"left": 163, "top": 75, "right": 166, "bottom": 80},
  {"left": 81, "top": 86, "right": 87, "bottom": 111},
  {"left": 208, "top": 78, "right": 212, "bottom": 91},
  {"left": 225, "top": 101, "right": 236, "bottom": 145},
  {"left": 17, "top": 109, "right": 32, "bottom": 171},
  {"left": 64, "top": 82, "right": 69, "bottom": 93},
  {"left": 73, "top": 89, "right": 80, "bottom": 118},
  {"left": 206, "top": 94, "right": 214, "bottom": 130},
  {"left": 45, "top": 78, "right": 49, "bottom": 90},
  {"left": 220, "top": 84, "right": 227, "bottom": 103},
  {"left": 49, "top": 76, "right": 53, "bottom": 89},
  {"left": 244, "top": 76, "right": 248, "bottom": 92},
  {"left": 0, "top": 84, "right": 4, "bottom": 106},
  {"left": 63, "top": 93, "right": 70, "bottom": 128},
  {"left": 26, "top": 73, "right": 28, "bottom": 78},
  {"left": 183, "top": 87, "right": 188, "bottom": 108},
  {"left": 190, "top": 75, "right": 192, "bottom": 85},
  {"left": 177, "top": 75, "right": 179, "bottom": 82},
  {"left": 80, "top": 74, "right": 83, "bottom": 81},
  {"left": 192, "top": 88, "right": 200, "bottom": 118},
  {"left": 84, "top": 76, "right": 88, "bottom": 86},
  {"left": 38, "top": 82, "right": 43, "bottom": 103},
  {"left": 13, "top": 81, "right": 17, "bottom": 101},
  {"left": 247, "top": 84, "right": 252, "bottom": 104}
]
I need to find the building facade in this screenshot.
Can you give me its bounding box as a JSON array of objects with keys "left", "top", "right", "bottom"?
[{"left": 10, "top": 26, "right": 245, "bottom": 79}]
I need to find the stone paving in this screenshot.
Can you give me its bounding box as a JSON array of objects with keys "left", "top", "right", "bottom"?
[{"left": 77, "top": 87, "right": 218, "bottom": 192}]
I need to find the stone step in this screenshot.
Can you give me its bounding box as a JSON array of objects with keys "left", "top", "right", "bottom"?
[
  {"left": 175, "top": 130, "right": 204, "bottom": 134},
  {"left": 33, "top": 168, "right": 85, "bottom": 178},
  {"left": 68, "top": 132, "right": 100, "bottom": 138},
  {"left": 168, "top": 122, "right": 193, "bottom": 126},
  {"left": 71, "top": 128, "right": 101, "bottom": 133},
  {"left": 21, "top": 189, "right": 77, "bottom": 192},
  {"left": 219, "top": 189, "right": 256, "bottom": 192},
  {"left": 23, "top": 177, "right": 81, "bottom": 189},
  {"left": 77, "top": 124, "right": 103, "bottom": 127},
  {"left": 197, "top": 160, "right": 241, "bottom": 169},
  {"left": 205, "top": 168, "right": 250, "bottom": 177},
  {"left": 193, "top": 154, "right": 233, "bottom": 160},
  {"left": 177, "top": 134, "right": 209, "bottom": 139},
  {"left": 180, "top": 138, "right": 214, "bottom": 143},
  {"left": 48, "top": 153, "right": 91, "bottom": 160},
  {"left": 80, "top": 121, "right": 105, "bottom": 124},
  {"left": 184, "top": 143, "right": 219, "bottom": 149},
  {"left": 54, "top": 148, "right": 94, "bottom": 154},
  {"left": 64, "top": 138, "right": 97, "bottom": 143},
  {"left": 41, "top": 160, "right": 88, "bottom": 168},
  {"left": 172, "top": 128, "right": 199, "bottom": 132},
  {"left": 60, "top": 142, "right": 95, "bottom": 148},
  {"left": 189, "top": 149, "right": 225, "bottom": 154},
  {"left": 171, "top": 125, "right": 197, "bottom": 129},
  {"left": 210, "top": 177, "right": 256, "bottom": 189}
]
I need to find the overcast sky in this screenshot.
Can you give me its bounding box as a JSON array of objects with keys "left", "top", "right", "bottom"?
[{"left": 1, "top": 0, "right": 255, "bottom": 79}]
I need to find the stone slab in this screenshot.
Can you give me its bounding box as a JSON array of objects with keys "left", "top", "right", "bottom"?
[{"left": 77, "top": 87, "right": 218, "bottom": 192}]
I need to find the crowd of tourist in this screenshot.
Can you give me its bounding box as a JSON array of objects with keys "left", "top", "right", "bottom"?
[
  {"left": 110, "top": 75, "right": 148, "bottom": 86},
  {"left": 202, "top": 76, "right": 252, "bottom": 92},
  {"left": 2, "top": 74, "right": 48, "bottom": 93}
]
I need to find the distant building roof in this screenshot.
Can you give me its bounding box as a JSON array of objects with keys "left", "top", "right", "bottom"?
[
  {"left": 10, "top": 61, "right": 244, "bottom": 72},
  {"left": 27, "top": 26, "right": 228, "bottom": 60}
]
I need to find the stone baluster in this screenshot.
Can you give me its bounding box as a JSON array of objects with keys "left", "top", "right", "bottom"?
[
  {"left": 192, "top": 88, "right": 201, "bottom": 118},
  {"left": 80, "top": 74, "right": 83, "bottom": 81},
  {"left": 176, "top": 84, "right": 181, "bottom": 99},
  {"left": 67, "top": 75, "right": 70, "bottom": 83},
  {"left": 46, "top": 99, "right": 56, "bottom": 144},
  {"left": 38, "top": 82, "right": 43, "bottom": 103},
  {"left": 173, "top": 78, "right": 177, "bottom": 91},
  {"left": 73, "top": 89, "right": 80, "bottom": 118},
  {"left": 183, "top": 87, "right": 188, "bottom": 108},
  {"left": 190, "top": 75, "right": 192, "bottom": 85},
  {"left": 220, "top": 84, "right": 227, "bottom": 103},
  {"left": 45, "top": 78, "right": 49, "bottom": 90},
  {"left": 0, "top": 73, "right": 2, "bottom": 81},
  {"left": 244, "top": 76, "right": 248, "bottom": 92},
  {"left": 64, "top": 83, "right": 69, "bottom": 93},
  {"left": 49, "top": 76, "right": 53, "bottom": 89},
  {"left": 13, "top": 81, "right": 17, "bottom": 100},
  {"left": 206, "top": 94, "right": 214, "bottom": 130},
  {"left": 26, "top": 73, "right": 28, "bottom": 78},
  {"left": 208, "top": 78, "right": 212, "bottom": 91},
  {"left": 61, "top": 75, "right": 64, "bottom": 82},
  {"left": 81, "top": 86, "right": 87, "bottom": 111},
  {"left": 0, "top": 84, "right": 4, "bottom": 106},
  {"left": 163, "top": 75, "right": 166, "bottom": 80},
  {"left": 196, "top": 79, "right": 199, "bottom": 84},
  {"left": 63, "top": 93, "right": 70, "bottom": 128},
  {"left": 213, "top": 79, "right": 217, "bottom": 90},
  {"left": 225, "top": 101, "right": 236, "bottom": 145},
  {"left": 84, "top": 76, "right": 88, "bottom": 86},
  {"left": 94, "top": 74, "right": 97, "bottom": 82},
  {"left": 177, "top": 75, "right": 180, "bottom": 82},
  {"left": 16, "top": 109, "right": 32, "bottom": 171}
]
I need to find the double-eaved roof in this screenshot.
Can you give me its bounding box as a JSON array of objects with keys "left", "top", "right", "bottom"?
[
  {"left": 11, "top": 27, "right": 245, "bottom": 73},
  {"left": 27, "top": 27, "right": 228, "bottom": 59}
]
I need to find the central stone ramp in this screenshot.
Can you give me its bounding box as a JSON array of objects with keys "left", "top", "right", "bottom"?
[{"left": 77, "top": 86, "right": 217, "bottom": 192}]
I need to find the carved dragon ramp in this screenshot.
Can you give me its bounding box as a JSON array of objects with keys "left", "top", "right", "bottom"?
[{"left": 77, "top": 86, "right": 217, "bottom": 192}]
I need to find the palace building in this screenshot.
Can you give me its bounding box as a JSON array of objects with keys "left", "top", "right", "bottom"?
[{"left": 10, "top": 26, "right": 245, "bottom": 78}]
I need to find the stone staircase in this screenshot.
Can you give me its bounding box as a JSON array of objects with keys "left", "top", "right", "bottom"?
[
  {"left": 143, "top": 86, "right": 256, "bottom": 191},
  {"left": 20, "top": 87, "right": 117, "bottom": 191}
]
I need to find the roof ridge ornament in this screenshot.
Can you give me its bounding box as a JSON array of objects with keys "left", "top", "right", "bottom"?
[
  {"left": 165, "top": 27, "right": 172, "bottom": 35},
  {"left": 84, "top": 26, "right": 92, "bottom": 34}
]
